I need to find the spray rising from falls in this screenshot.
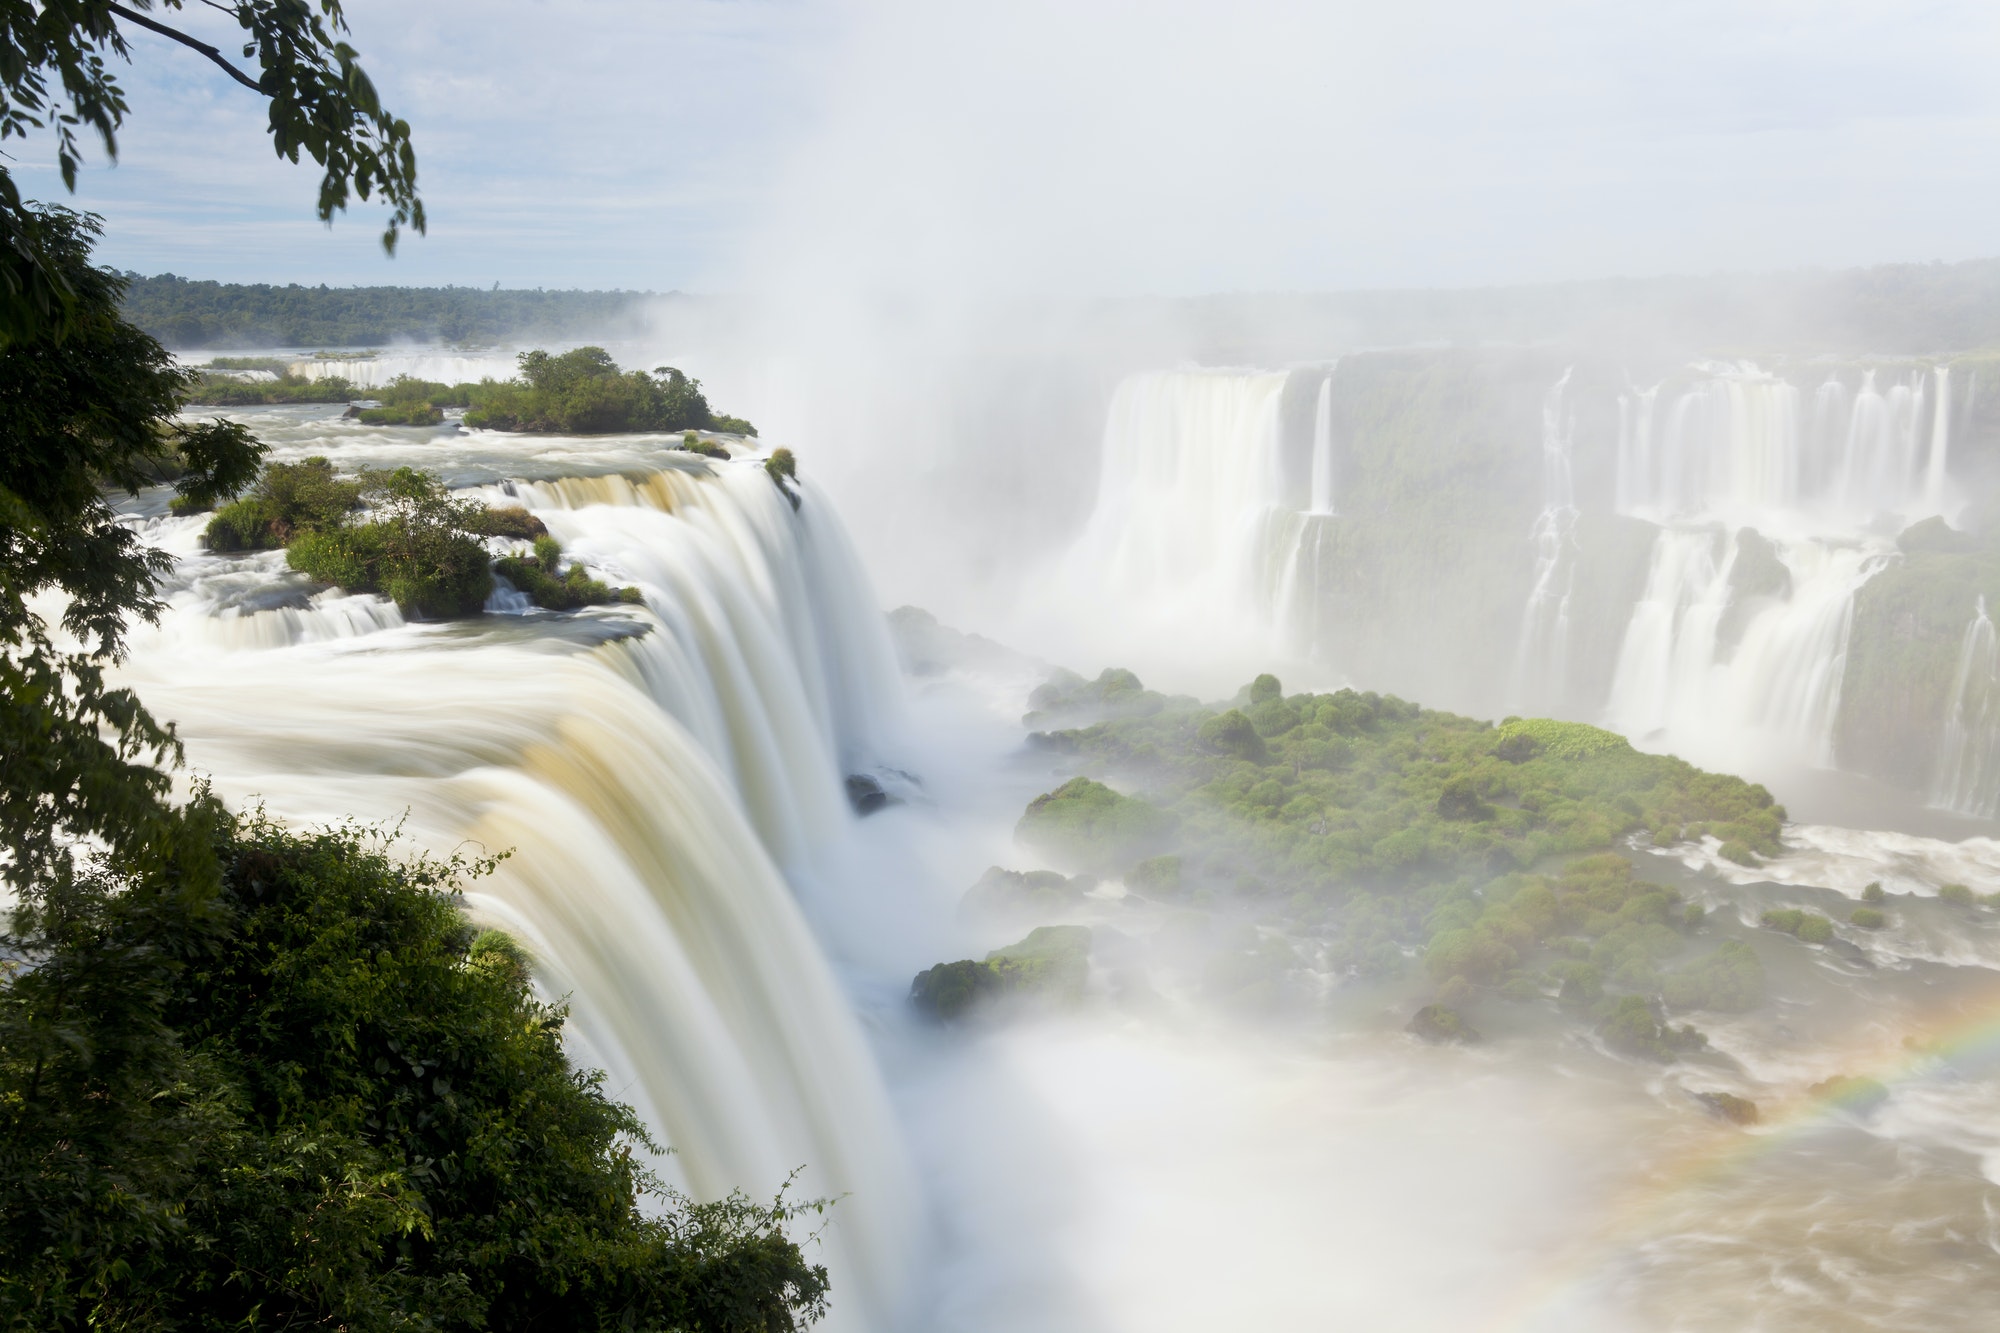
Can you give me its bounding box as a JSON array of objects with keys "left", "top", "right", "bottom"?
[
  {"left": 121, "top": 446, "right": 917, "bottom": 1328},
  {"left": 1051, "top": 367, "right": 1340, "bottom": 683},
  {"left": 1931, "top": 596, "right": 2000, "bottom": 818},
  {"left": 1510, "top": 369, "right": 1578, "bottom": 714},
  {"left": 1602, "top": 362, "right": 1951, "bottom": 772}
]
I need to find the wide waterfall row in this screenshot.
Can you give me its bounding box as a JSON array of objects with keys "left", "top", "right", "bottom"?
[
  {"left": 122, "top": 455, "right": 917, "bottom": 1330},
  {"left": 1616, "top": 364, "right": 1954, "bottom": 527}
]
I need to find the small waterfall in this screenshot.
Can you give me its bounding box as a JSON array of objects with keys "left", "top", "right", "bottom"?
[
  {"left": 1604, "top": 529, "right": 1883, "bottom": 770},
  {"left": 1510, "top": 369, "right": 1578, "bottom": 712},
  {"left": 1930, "top": 596, "right": 2000, "bottom": 817},
  {"left": 1309, "top": 374, "right": 1336, "bottom": 516},
  {"left": 1926, "top": 365, "right": 1953, "bottom": 516},
  {"left": 121, "top": 453, "right": 919, "bottom": 1329}
]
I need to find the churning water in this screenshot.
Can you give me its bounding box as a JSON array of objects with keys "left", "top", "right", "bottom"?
[{"left": 118, "top": 395, "right": 2000, "bottom": 1332}]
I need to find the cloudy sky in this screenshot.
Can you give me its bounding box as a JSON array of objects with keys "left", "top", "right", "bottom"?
[{"left": 46, "top": 0, "right": 2000, "bottom": 294}]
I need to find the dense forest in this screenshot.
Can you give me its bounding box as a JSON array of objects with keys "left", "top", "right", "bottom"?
[{"left": 121, "top": 275, "right": 661, "bottom": 348}]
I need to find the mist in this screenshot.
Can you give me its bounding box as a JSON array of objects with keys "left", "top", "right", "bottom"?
[{"left": 86, "top": 3, "right": 2000, "bottom": 1330}]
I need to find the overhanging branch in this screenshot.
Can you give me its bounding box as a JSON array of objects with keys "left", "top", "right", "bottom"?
[{"left": 108, "top": 4, "right": 261, "bottom": 92}]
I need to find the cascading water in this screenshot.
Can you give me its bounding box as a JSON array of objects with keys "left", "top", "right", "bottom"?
[
  {"left": 1930, "top": 596, "right": 2000, "bottom": 818},
  {"left": 1510, "top": 369, "right": 1578, "bottom": 713},
  {"left": 1603, "top": 360, "right": 1951, "bottom": 774},
  {"left": 117, "top": 423, "right": 918, "bottom": 1330},
  {"left": 1308, "top": 373, "right": 1335, "bottom": 517},
  {"left": 1050, "top": 368, "right": 1337, "bottom": 680}
]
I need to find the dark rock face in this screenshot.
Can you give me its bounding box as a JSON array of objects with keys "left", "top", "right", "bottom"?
[
  {"left": 909, "top": 925, "right": 1093, "bottom": 1023},
  {"left": 845, "top": 774, "right": 893, "bottom": 815}
]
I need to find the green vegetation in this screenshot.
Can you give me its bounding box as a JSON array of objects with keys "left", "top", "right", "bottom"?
[
  {"left": 463, "top": 347, "right": 749, "bottom": 436},
  {"left": 1002, "top": 671, "right": 1797, "bottom": 1051},
  {"left": 1850, "top": 906, "right": 1887, "bottom": 929},
  {"left": 1939, "top": 883, "right": 1976, "bottom": 906},
  {"left": 0, "top": 799, "right": 830, "bottom": 1330},
  {"left": 285, "top": 468, "right": 494, "bottom": 618},
  {"left": 1863, "top": 880, "right": 1886, "bottom": 903},
  {"left": 1761, "top": 908, "right": 1835, "bottom": 944},
  {"left": 493, "top": 534, "right": 645, "bottom": 611},
  {"left": 1015, "top": 776, "right": 1176, "bottom": 872},
  {"left": 356, "top": 400, "right": 443, "bottom": 426},
  {"left": 184, "top": 371, "right": 358, "bottom": 406},
  {"left": 124, "top": 278, "right": 653, "bottom": 349},
  {"left": 203, "top": 456, "right": 362, "bottom": 550},
  {"left": 1407, "top": 1003, "right": 1479, "bottom": 1044},
  {"left": 909, "top": 926, "right": 1093, "bottom": 1021},
  {"left": 765, "top": 446, "right": 800, "bottom": 509}
]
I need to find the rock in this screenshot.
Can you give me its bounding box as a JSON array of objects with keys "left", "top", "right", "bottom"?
[
  {"left": 1897, "top": 515, "right": 1978, "bottom": 554},
  {"left": 845, "top": 774, "right": 892, "bottom": 815},
  {"left": 1694, "top": 1091, "right": 1760, "bottom": 1125},
  {"left": 1407, "top": 1003, "right": 1480, "bottom": 1044},
  {"left": 908, "top": 924, "right": 1093, "bottom": 1022},
  {"left": 1808, "top": 1074, "right": 1890, "bottom": 1114}
]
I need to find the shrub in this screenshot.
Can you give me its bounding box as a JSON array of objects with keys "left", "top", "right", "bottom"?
[
  {"left": 1016, "top": 777, "right": 1175, "bottom": 870},
  {"left": 1494, "top": 717, "right": 1630, "bottom": 760},
  {"left": 1719, "top": 840, "right": 1759, "bottom": 865},
  {"left": 204, "top": 456, "right": 362, "bottom": 551},
  {"left": 1126, "top": 854, "right": 1183, "bottom": 897},
  {"left": 463, "top": 505, "right": 547, "bottom": 539},
  {"left": 285, "top": 467, "right": 492, "bottom": 618},
  {"left": 356, "top": 400, "right": 443, "bottom": 426},
  {"left": 1850, "top": 906, "right": 1887, "bottom": 929},
  {"left": 1407, "top": 1003, "right": 1479, "bottom": 1044},
  {"left": 1197, "top": 708, "right": 1265, "bottom": 761},
  {"left": 491, "top": 534, "right": 644, "bottom": 611},
  {"left": 1939, "top": 883, "right": 1976, "bottom": 906},
  {"left": 1661, "top": 940, "right": 1764, "bottom": 1011},
  {"left": 1599, "top": 994, "right": 1708, "bottom": 1061},
  {"left": 1862, "top": 881, "right": 1886, "bottom": 903},
  {"left": 1247, "top": 674, "right": 1283, "bottom": 705},
  {"left": 0, "top": 802, "right": 831, "bottom": 1331}
]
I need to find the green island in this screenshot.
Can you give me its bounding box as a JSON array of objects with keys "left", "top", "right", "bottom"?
[
  {"left": 918, "top": 669, "right": 1798, "bottom": 1059},
  {"left": 193, "top": 457, "right": 644, "bottom": 617},
  {"left": 185, "top": 345, "right": 757, "bottom": 438}
]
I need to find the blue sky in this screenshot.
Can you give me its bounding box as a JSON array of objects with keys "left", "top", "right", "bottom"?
[{"left": 43, "top": 0, "right": 2000, "bottom": 294}]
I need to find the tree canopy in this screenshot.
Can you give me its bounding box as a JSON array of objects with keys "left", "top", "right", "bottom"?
[{"left": 0, "top": 0, "right": 422, "bottom": 343}]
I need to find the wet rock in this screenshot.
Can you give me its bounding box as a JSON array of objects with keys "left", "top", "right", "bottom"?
[
  {"left": 1694, "top": 1091, "right": 1760, "bottom": 1125},
  {"left": 909, "top": 925, "right": 1092, "bottom": 1023},
  {"left": 845, "top": 773, "right": 893, "bottom": 815},
  {"left": 1407, "top": 1003, "right": 1480, "bottom": 1044}
]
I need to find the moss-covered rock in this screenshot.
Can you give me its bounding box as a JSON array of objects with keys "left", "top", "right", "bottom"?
[
  {"left": 1599, "top": 994, "right": 1708, "bottom": 1062},
  {"left": 1407, "top": 1003, "right": 1480, "bottom": 1044},
  {"left": 908, "top": 925, "right": 1092, "bottom": 1021},
  {"left": 1016, "top": 777, "right": 1175, "bottom": 871},
  {"left": 492, "top": 534, "right": 644, "bottom": 611},
  {"left": 959, "top": 866, "right": 1087, "bottom": 919},
  {"left": 1694, "top": 1091, "right": 1759, "bottom": 1125}
]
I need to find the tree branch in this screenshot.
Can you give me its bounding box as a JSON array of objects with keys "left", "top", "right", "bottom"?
[{"left": 108, "top": 4, "right": 262, "bottom": 93}]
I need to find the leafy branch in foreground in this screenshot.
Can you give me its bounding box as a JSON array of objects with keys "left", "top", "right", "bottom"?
[{"left": 0, "top": 0, "right": 422, "bottom": 343}]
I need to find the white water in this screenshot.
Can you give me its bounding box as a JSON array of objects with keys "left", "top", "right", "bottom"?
[
  {"left": 1511, "top": 370, "right": 1578, "bottom": 714},
  {"left": 1602, "top": 360, "right": 1950, "bottom": 776},
  {"left": 1309, "top": 373, "right": 1336, "bottom": 516},
  {"left": 1044, "top": 368, "right": 1319, "bottom": 684},
  {"left": 1932, "top": 596, "right": 2000, "bottom": 819},
  {"left": 119, "top": 416, "right": 918, "bottom": 1328},
  {"left": 289, "top": 351, "right": 528, "bottom": 388}
]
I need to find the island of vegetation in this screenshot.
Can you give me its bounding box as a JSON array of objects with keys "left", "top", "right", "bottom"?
[
  {"left": 197, "top": 458, "right": 644, "bottom": 618},
  {"left": 920, "top": 669, "right": 1803, "bottom": 1060},
  {"left": 185, "top": 345, "right": 757, "bottom": 437}
]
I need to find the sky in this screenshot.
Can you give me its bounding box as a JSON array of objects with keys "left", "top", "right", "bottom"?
[{"left": 41, "top": 0, "right": 2000, "bottom": 295}]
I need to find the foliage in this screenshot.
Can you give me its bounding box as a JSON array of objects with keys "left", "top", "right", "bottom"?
[
  {"left": 1850, "top": 906, "right": 1887, "bottom": 929},
  {"left": 463, "top": 348, "right": 726, "bottom": 435},
  {"left": 1939, "top": 883, "right": 1976, "bottom": 906},
  {"left": 0, "top": 798, "right": 832, "bottom": 1330},
  {"left": 765, "top": 447, "right": 798, "bottom": 508},
  {"left": 1407, "top": 1003, "right": 1478, "bottom": 1044},
  {"left": 203, "top": 455, "right": 361, "bottom": 549},
  {"left": 492, "top": 534, "right": 643, "bottom": 611},
  {"left": 1760, "top": 908, "right": 1834, "bottom": 944},
  {"left": 0, "top": 1, "right": 420, "bottom": 345},
  {"left": 123, "top": 278, "right": 654, "bottom": 348},
  {"left": 1598, "top": 994, "right": 1709, "bottom": 1061},
  {"left": 1659, "top": 940, "right": 1765, "bottom": 1011},
  {"left": 0, "top": 209, "right": 263, "bottom": 890},
  {"left": 462, "top": 505, "right": 545, "bottom": 540},
  {"left": 909, "top": 926, "right": 1092, "bottom": 1021},
  {"left": 1494, "top": 717, "right": 1630, "bottom": 761},
  {"left": 285, "top": 466, "right": 492, "bottom": 618},
  {"left": 1016, "top": 776, "right": 1176, "bottom": 872},
  {"left": 356, "top": 400, "right": 443, "bottom": 426},
  {"left": 185, "top": 369, "right": 355, "bottom": 404}
]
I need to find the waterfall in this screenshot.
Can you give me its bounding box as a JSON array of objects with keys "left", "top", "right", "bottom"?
[
  {"left": 1510, "top": 369, "right": 1578, "bottom": 712},
  {"left": 1603, "top": 529, "right": 1883, "bottom": 771},
  {"left": 1309, "top": 374, "right": 1336, "bottom": 516},
  {"left": 121, "top": 450, "right": 918, "bottom": 1329},
  {"left": 1052, "top": 368, "right": 1329, "bottom": 679},
  {"left": 1930, "top": 597, "right": 2000, "bottom": 817},
  {"left": 1926, "top": 365, "right": 1953, "bottom": 516}
]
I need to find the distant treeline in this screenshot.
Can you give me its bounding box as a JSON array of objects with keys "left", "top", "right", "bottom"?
[{"left": 120, "top": 274, "right": 659, "bottom": 348}]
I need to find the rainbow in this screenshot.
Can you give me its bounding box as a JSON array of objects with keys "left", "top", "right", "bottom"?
[{"left": 1488, "top": 974, "right": 2000, "bottom": 1331}]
